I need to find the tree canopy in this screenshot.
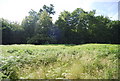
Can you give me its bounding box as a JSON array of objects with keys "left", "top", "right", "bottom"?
[{"left": 0, "top": 4, "right": 119, "bottom": 44}]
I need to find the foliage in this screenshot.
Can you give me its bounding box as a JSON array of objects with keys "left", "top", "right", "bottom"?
[
  {"left": 1, "top": 4, "right": 120, "bottom": 44},
  {"left": 0, "top": 44, "right": 119, "bottom": 79},
  {"left": 55, "top": 8, "right": 117, "bottom": 44},
  {"left": 21, "top": 4, "right": 56, "bottom": 44},
  {"left": 0, "top": 18, "right": 25, "bottom": 44}
]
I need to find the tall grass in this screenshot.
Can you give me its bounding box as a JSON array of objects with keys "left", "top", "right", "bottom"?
[{"left": 0, "top": 44, "right": 119, "bottom": 79}]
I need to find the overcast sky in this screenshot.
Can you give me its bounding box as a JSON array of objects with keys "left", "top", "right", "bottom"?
[{"left": 0, "top": 0, "right": 119, "bottom": 23}]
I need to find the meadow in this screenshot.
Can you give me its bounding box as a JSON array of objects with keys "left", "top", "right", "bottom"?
[{"left": 0, "top": 44, "right": 119, "bottom": 79}]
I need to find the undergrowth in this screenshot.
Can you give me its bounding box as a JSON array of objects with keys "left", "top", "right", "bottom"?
[{"left": 0, "top": 44, "right": 119, "bottom": 79}]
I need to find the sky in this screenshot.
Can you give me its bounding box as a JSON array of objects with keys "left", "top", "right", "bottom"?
[{"left": 0, "top": 0, "right": 119, "bottom": 23}]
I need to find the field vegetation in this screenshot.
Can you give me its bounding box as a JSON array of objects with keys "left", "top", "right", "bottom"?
[{"left": 0, "top": 44, "right": 119, "bottom": 79}]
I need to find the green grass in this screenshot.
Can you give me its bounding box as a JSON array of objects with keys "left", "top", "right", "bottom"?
[{"left": 0, "top": 44, "right": 119, "bottom": 79}]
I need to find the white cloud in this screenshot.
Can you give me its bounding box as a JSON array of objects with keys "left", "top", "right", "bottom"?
[
  {"left": 0, "top": 0, "right": 118, "bottom": 23},
  {"left": 1, "top": 0, "right": 94, "bottom": 23},
  {"left": 108, "top": 12, "right": 118, "bottom": 20},
  {"left": 0, "top": 0, "right": 45, "bottom": 22},
  {"left": 93, "top": 0, "right": 119, "bottom": 2},
  {"left": 51, "top": 0, "right": 95, "bottom": 22}
]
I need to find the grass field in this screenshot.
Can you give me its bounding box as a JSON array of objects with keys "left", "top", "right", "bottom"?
[{"left": 0, "top": 44, "right": 119, "bottom": 79}]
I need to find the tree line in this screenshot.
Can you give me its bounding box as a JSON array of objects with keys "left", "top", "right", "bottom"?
[{"left": 0, "top": 4, "right": 120, "bottom": 45}]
